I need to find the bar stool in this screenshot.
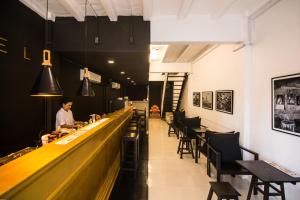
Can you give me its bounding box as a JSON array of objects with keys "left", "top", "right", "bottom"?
[
  {"left": 122, "top": 132, "right": 139, "bottom": 172},
  {"left": 177, "top": 126, "right": 194, "bottom": 159},
  {"left": 167, "top": 122, "right": 177, "bottom": 137},
  {"left": 128, "top": 122, "right": 138, "bottom": 127},
  {"left": 207, "top": 182, "right": 240, "bottom": 200},
  {"left": 127, "top": 126, "right": 138, "bottom": 133}
]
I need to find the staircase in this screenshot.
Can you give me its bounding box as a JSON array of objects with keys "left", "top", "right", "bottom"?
[{"left": 161, "top": 72, "right": 188, "bottom": 117}]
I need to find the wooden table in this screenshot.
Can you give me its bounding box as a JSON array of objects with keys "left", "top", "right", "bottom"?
[
  {"left": 236, "top": 160, "right": 300, "bottom": 200},
  {"left": 193, "top": 126, "right": 207, "bottom": 163}
]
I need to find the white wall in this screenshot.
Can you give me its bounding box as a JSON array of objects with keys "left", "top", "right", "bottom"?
[
  {"left": 250, "top": 0, "right": 300, "bottom": 198},
  {"left": 181, "top": 0, "right": 300, "bottom": 198},
  {"left": 181, "top": 44, "right": 245, "bottom": 136}
]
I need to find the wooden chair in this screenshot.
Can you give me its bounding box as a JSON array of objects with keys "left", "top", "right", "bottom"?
[
  {"left": 172, "top": 111, "right": 185, "bottom": 139},
  {"left": 177, "top": 125, "right": 194, "bottom": 159},
  {"left": 206, "top": 132, "right": 259, "bottom": 182}
]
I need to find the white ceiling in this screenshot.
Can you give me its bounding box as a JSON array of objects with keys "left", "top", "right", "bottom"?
[
  {"left": 20, "top": 0, "right": 265, "bottom": 22},
  {"left": 150, "top": 44, "right": 214, "bottom": 64}
]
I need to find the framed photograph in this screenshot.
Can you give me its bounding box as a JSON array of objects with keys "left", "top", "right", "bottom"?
[
  {"left": 193, "top": 92, "right": 200, "bottom": 107},
  {"left": 272, "top": 73, "right": 300, "bottom": 137},
  {"left": 215, "top": 90, "right": 234, "bottom": 114},
  {"left": 202, "top": 91, "right": 213, "bottom": 110}
]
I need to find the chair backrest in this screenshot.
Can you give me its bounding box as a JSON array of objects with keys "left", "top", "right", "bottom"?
[
  {"left": 208, "top": 132, "right": 242, "bottom": 163},
  {"left": 184, "top": 116, "right": 201, "bottom": 128},
  {"left": 201, "top": 130, "right": 234, "bottom": 155},
  {"left": 173, "top": 111, "right": 185, "bottom": 126},
  {"left": 183, "top": 117, "right": 201, "bottom": 139}
]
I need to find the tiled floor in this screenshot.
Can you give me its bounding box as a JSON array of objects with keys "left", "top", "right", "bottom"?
[{"left": 148, "top": 118, "right": 264, "bottom": 200}]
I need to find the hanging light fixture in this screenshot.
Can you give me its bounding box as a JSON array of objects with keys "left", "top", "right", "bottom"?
[
  {"left": 78, "top": 0, "right": 95, "bottom": 97},
  {"left": 78, "top": 68, "right": 95, "bottom": 96},
  {"left": 30, "top": 0, "right": 63, "bottom": 97}
]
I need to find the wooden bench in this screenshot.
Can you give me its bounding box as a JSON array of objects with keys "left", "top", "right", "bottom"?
[{"left": 207, "top": 182, "right": 240, "bottom": 200}]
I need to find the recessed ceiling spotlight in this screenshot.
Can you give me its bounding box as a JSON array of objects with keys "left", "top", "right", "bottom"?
[
  {"left": 127, "top": 77, "right": 131, "bottom": 80},
  {"left": 120, "top": 71, "right": 125, "bottom": 75},
  {"left": 108, "top": 60, "right": 115, "bottom": 64},
  {"left": 131, "top": 80, "right": 134, "bottom": 83}
]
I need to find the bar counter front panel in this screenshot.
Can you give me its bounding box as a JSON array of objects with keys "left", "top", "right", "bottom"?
[{"left": 0, "top": 107, "right": 133, "bottom": 200}]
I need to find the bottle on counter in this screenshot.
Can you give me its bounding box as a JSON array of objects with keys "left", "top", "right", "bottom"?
[{"left": 41, "top": 134, "right": 50, "bottom": 146}]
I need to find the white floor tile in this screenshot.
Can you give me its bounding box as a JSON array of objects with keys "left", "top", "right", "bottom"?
[{"left": 148, "top": 119, "right": 267, "bottom": 200}]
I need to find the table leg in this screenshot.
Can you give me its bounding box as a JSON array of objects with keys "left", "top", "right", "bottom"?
[
  {"left": 207, "top": 187, "right": 213, "bottom": 200},
  {"left": 263, "top": 182, "right": 270, "bottom": 200},
  {"left": 254, "top": 176, "right": 258, "bottom": 195},
  {"left": 195, "top": 137, "right": 199, "bottom": 163},
  {"left": 280, "top": 183, "right": 286, "bottom": 200},
  {"left": 247, "top": 176, "right": 254, "bottom": 200},
  {"left": 247, "top": 175, "right": 256, "bottom": 200}
]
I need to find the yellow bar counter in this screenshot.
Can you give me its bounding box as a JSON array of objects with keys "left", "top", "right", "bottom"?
[{"left": 0, "top": 107, "right": 133, "bottom": 200}]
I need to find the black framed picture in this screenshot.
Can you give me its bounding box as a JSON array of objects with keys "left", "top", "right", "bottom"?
[
  {"left": 202, "top": 91, "right": 213, "bottom": 110},
  {"left": 215, "top": 90, "right": 233, "bottom": 114},
  {"left": 272, "top": 73, "right": 300, "bottom": 137},
  {"left": 193, "top": 92, "right": 200, "bottom": 107}
]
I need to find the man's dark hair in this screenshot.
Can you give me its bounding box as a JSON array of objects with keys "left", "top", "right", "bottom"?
[{"left": 60, "top": 97, "right": 73, "bottom": 106}]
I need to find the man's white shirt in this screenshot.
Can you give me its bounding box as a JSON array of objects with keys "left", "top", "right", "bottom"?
[{"left": 56, "top": 108, "right": 75, "bottom": 129}]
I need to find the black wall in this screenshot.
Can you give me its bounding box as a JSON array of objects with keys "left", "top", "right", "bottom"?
[
  {"left": 149, "top": 82, "right": 163, "bottom": 109},
  {"left": 54, "top": 17, "right": 149, "bottom": 53},
  {"left": 125, "top": 85, "right": 147, "bottom": 101},
  {"left": 53, "top": 17, "right": 150, "bottom": 85},
  {"left": 148, "top": 81, "right": 173, "bottom": 117},
  {"left": 0, "top": 0, "right": 46, "bottom": 156},
  {"left": 0, "top": 1, "right": 133, "bottom": 156},
  {"left": 53, "top": 57, "right": 104, "bottom": 121},
  {"left": 164, "top": 82, "right": 174, "bottom": 116}
]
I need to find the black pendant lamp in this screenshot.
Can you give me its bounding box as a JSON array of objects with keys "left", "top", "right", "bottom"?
[
  {"left": 30, "top": 0, "right": 63, "bottom": 96},
  {"left": 78, "top": 68, "right": 95, "bottom": 96},
  {"left": 78, "top": 0, "right": 95, "bottom": 97}
]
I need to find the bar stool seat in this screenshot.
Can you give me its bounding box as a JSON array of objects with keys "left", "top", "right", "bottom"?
[
  {"left": 128, "top": 122, "right": 138, "bottom": 127},
  {"left": 207, "top": 182, "right": 240, "bottom": 200},
  {"left": 127, "top": 126, "right": 138, "bottom": 133},
  {"left": 122, "top": 132, "right": 139, "bottom": 172}
]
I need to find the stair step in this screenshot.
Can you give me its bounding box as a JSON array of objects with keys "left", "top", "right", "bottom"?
[
  {"left": 168, "top": 76, "right": 185, "bottom": 78},
  {"left": 168, "top": 78, "right": 184, "bottom": 81}
]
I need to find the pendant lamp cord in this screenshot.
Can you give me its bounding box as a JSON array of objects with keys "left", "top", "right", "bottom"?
[
  {"left": 45, "top": 0, "right": 49, "bottom": 132},
  {"left": 84, "top": 0, "right": 88, "bottom": 68},
  {"left": 45, "top": 0, "right": 49, "bottom": 49}
]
